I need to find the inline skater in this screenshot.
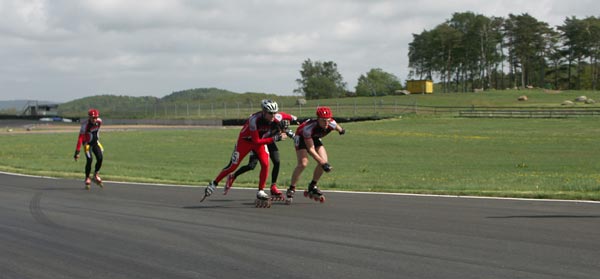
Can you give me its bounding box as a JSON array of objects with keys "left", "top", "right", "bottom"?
[
  {"left": 223, "top": 111, "right": 297, "bottom": 201},
  {"left": 201, "top": 100, "right": 290, "bottom": 207},
  {"left": 73, "top": 108, "right": 104, "bottom": 190},
  {"left": 286, "top": 106, "right": 345, "bottom": 204}
]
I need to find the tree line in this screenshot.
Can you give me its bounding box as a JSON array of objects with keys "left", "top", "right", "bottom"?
[
  {"left": 408, "top": 12, "right": 600, "bottom": 93},
  {"left": 295, "top": 12, "right": 599, "bottom": 99}
]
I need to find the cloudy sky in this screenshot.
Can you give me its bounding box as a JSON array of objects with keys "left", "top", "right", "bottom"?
[{"left": 0, "top": 0, "right": 597, "bottom": 102}]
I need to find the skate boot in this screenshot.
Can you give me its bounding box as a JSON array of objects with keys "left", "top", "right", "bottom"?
[
  {"left": 92, "top": 172, "right": 103, "bottom": 188},
  {"left": 84, "top": 177, "right": 91, "bottom": 190},
  {"left": 270, "top": 184, "right": 284, "bottom": 201},
  {"left": 223, "top": 174, "right": 235, "bottom": 195},
  {"left": 201, "top": 181, "right": 217, "bottom": 202},
  {"left": 255, "top": 190, "right": 272, "bottom": 208},
  {"left": 304, "top": 184, "right": 325, "bottom": 203},
  {"left": 285, "top": 185, "right": 296, "bottom": 205}
]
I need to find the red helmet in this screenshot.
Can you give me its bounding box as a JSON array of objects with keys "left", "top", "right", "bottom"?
[
  {"left": 316, "top": 106, "right": 332, "bottom": 118},
  {"left": 88, "top": 109, "right": 99, "bottom": 118}
]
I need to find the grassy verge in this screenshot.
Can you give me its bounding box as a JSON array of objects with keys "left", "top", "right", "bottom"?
[{"left": 1, "top": 116, "right": 599, "bottom": 200}]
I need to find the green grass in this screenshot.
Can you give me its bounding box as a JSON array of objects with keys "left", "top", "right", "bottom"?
[{"left": 2, "top": 116, "right": 600, "bottom": 200}]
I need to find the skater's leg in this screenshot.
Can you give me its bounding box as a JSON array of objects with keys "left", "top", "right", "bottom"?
[
  {"left": 255, "top": 145, "right": 270, "bottom": 191},
  {"left": 214, "top": 142, "right": 251, "bottom": 184},
  {"left": 92, "top": 144, "right": 103, "bottom": 174},
  {"left": 290, "top": 149, "right": 309, "bottom": 187},
  {"left": 232, "top": 152, "right": 258, "bottom": 178},
  {"left": 310, "top": 145, "right": 328, "bottom": 183},
  {"left": 204, "top": 142, "right": 251, "bottom": 200},
  {"left": 269, "top": 149, "right": 280, "bottom": 185},
  {"left": 84, "top": 144, "right": 93, "bottom": 179},
  {"left": 224, "top": 152, "right": 257, "bottom": 194}
]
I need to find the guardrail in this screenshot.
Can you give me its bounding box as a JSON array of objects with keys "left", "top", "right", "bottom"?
[{"left": 459, "top": 109, "right": 600, "bottom": 118}]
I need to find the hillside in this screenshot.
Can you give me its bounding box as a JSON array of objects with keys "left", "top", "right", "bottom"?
[
  {"left": 50, "top": 88, "right": 600, "bottom": 119},
  {"left": 56, "top": 88, "right": 294, "bottom": 118}
]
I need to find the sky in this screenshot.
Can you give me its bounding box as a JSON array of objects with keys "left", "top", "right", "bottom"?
[{"left": 0, "top": 0, "right": 597, "bottom": 102}]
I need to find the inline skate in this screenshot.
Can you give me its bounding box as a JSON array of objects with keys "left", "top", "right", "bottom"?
[
  {"left": 270, "top": 183, "right": 285, "bottom": 202},
  {"left": 201, "top": 181, "right": 217, "bottom": 202},
  {"left": 285, "top": 185, "right": 296, "bottom": 205},
  {"left": 255, "top": 190, "right": 272, "bottom": 208},
  {"left": 304, "top": 184, "right": 325, "bottom": 203},
  {"left": 223, "top": 174, "right": 235, "bottom": 195},
  {"left": 92, "top": 173, "right": 103, "bottom": 188},
  {"left": 84, "top": 177, "right": 91, "bottom": 190}
]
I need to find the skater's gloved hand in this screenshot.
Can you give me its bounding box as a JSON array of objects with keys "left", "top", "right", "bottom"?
[
  {"left": 285, "top": 129, "right": 294, "bottom": 138},
  {"left": 273, "top": 134, "right": 283, "bottom": 142},
  {"left": 73, "top": 150, "right": 80, "bottom": 161},
  {"left": 322, "top": 163, "right": 332, "bottom": 172},
  {"left": 338, "top": 128, "right": 346, "bottom": 135},
  {"left": 280, "top": 120, "right": 290, "bottom": 130}
]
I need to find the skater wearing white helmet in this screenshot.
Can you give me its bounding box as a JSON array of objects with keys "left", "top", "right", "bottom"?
[
  {"left": 201, "top": 99, "right": 292, "bottom": 207},
  {"left": 223, "top": 100, "right": 298, "bottom": 201}
]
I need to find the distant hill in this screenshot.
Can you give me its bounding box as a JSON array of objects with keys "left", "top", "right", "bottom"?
[{"left": 56, "top": 87, "right": 290, "bottom": 118}]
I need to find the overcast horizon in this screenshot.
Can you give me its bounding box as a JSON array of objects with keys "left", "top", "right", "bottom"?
[{"left": 1, "top": 0, "right": 598, "bottom": 102}]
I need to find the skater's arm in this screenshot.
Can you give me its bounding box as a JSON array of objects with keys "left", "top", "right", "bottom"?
[
  {"left": 336, "top": 124, "right": 345, "bottom": 135},
  {"left": 250, "top": 128, "right": 286, "bottom": 145},
  {"left": 74, "top": 133, "right": 85, "bottom": 161},
  {"left": 278, "top": 112, "right": 298, "bottom": 124}
]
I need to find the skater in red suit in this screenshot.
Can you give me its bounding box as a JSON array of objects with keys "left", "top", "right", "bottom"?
[
  {"left": 286, "top": 106, "right": 345, "bottom": 204},
  {"left": 223, "top": 111, "right": 298, "bottom": 200},
  {"left": 73, "top": 108, "right": 104, "bottom": 190},
  {"left": 202, "top": 100, "right": 291, "bottom": 207}
]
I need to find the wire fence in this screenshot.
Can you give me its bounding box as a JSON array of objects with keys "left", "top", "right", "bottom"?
[
  {"left": 59, "top": 101, "right": 454, "bottom": 120},
  {"left": 7, "top": 100, "right": 600, "bottom": 121}
]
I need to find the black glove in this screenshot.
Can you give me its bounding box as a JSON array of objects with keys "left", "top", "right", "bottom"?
[
  {"left": 322, "top": 163, "right": 332, "bottom": 172},
  {"left": 73, "top": 150, "right": 80, "bottom": 160},
  {"left": 339, "top": 129, "right": 346, "bottom": 135},
  {"left": 280, "top": 120, "right": 290, "bottom": 130},
  {"left": 273, "top": 134, "right": 283, "bottom": 142},
  {"left": 285, "top": 129, "right": 295, "bottom": 138}
]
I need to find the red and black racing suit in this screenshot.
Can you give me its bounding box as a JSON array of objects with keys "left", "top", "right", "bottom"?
[
  {"left": 75, "top": 118, "right": 103, "bottom": 179},
  {"left": 213, "top": 111, "right": 281, "bottom": 190},
  {"left": 294, "top": 118, "right": 339, "bottom": 150},
  {"left": 233, "top": 112, "right": 296, "bottom": 185}
]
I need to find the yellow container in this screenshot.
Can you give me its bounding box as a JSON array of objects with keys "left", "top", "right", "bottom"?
[{"left": 406, "top": 80, "right": 433, "bottom": 94}]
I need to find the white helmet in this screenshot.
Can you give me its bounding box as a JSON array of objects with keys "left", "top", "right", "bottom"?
[{"left": 261, "top": 99, "right": 279, "bottom": 113}]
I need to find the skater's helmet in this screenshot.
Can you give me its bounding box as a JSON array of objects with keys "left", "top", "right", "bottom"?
[
  {"left": 316, "top": 106, "right": 332, "bottom": 119},
  {"left": 88, "top": 109, "right": 99, "bottom": 118},
  {"left": 261, "top": 99, "right": 279, "bottom": 113}
]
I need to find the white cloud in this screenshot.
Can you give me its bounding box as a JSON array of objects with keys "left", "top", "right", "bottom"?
[{"left": 0, "top": 0, "right": 598, "bottom": 101}]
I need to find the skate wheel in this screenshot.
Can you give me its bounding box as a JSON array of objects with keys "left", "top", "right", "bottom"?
[
  {"left": 303, "top": 190, "right": 309, "bottom": 197},
  {"left": 285, "top": 198, "right": 292, "bottom": 205},
  {"left": 313, "top": 196, "right": 319, "bottom": 202},
  {"left": 319, "top": 196, "right": 325, "bottom": 203}
]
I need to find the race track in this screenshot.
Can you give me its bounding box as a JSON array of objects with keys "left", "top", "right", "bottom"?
[{"left": 1, "top": 172, "right": 599, "bottom": 279}]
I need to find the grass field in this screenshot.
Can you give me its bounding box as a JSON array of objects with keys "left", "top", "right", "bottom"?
[{"left": 1, "top": 115, "right": 599, "bottom": 200}]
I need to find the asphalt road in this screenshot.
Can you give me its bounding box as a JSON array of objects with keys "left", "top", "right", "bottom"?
[{"left": 1, "top": 172, "right": 599, "bottom": 279}]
